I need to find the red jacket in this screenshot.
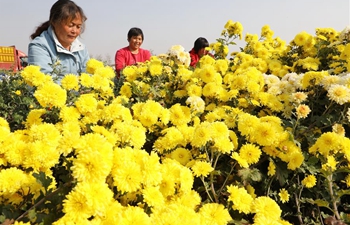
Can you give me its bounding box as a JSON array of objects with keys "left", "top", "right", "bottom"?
[
  {"left": 189, "top": 48, "right": 199, "bottom": 67},
  {"left": 115, "top": 46, "right": 151, "bottom": 74},
  {"left": 189, "top": 48, "right": 214, "bottom": 67}
]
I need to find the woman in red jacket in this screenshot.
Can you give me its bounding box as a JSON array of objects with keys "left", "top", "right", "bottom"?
[
  {"left": 189, "top": 37, "right": 212, "bottom": 67},
  {"left": 115, "top": 27, "right": 151, "bottom": 76}
]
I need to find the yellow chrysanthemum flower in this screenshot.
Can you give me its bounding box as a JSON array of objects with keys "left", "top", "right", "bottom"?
[
  {"left": 13, "top": 221, "right": 31, "bottom": 225},
  {"left": 239, "top": 143, "right": 262, "bottom": 165},
  {"left": 75, "top": 94, "right": 98, "bottom": 115},
  {"left": 227, "top": 185, "right": 253, "bottom": 214},
  {"left": 0, "top": 168, "right": 28, "bottom": 195},
  {"left": 191, "top": 122, "right": 211, "bottom": 147},
  {"left": 293, "top": 31, "right": 313, "bottom": 46},
  {"left": 268, "top": 161, "right": 276, "bottom": 176},
  {"left": 119, "top": 82, "right": 132, "bottom": 98},
  {"left": 169, "top": 147, "right": 192, "bottom": 166},
  {"left": 199, "top": 203, "right": 232, "bottom": 225},
  {"left": 279, "top": 188, "right": 290, "bottom": 203},
  {"left": 20, "top": 65, "right": 53, "bottom": 87},
  {"left": 287, "top": 150, "right": 304, "bottom": 170},
  {"left": 79, "top": 182, "right": 114, "bottom": 216},
  {"left": 94, "top": 65, "right": 115, "bottom": 79},
  {"left": 202, "top": 82, "right": 223, "bottom": 98},
  {"left": 191, "top": 161, "right": 214, "bottom": 177},
  {"left": 322, "top": 155, "right": 337, "bottom": 171},
  {"left": 214, "top": 137, "right": 234, "bottom": 154},
  {"left": 91, "top": 74, "right": 112, "bottom": 93},
  {"left": 142, "top": 186, "right": 164, "bottom": 207},
  {"left": 302, "top": 174, "right": 317, "bottom": 188},
  {"left": 177, "top": 67, "right": 193, "bottom": 82},
  {"left": 24, "top": 109, "right": 46, "bottom": 128},
  {"left": 296, "top": 104, "right": 311, "bottom": 119},
  {"left": 61, "top": 74, "right": 79, "bottom": 91},
  {"left": 251, "top": 121, "right": 281, "bottom": 147},
  {"left": 252, "top": 196, "right": 282, "bottom": 221},
  {"left": 79, "top": 73, "right": 93, "bottom": 87},
  {"left": 186, "top": 84, "right": 202, "bottom": 97},
  {"left": 34, "top": 82, "right": 67, "bottom": 108},
  {"left": 149, "top": 60, "right": 163, "bottom": 76},
  {"left": 231, "top": 152, "right": 249, "bottom": 168},
  {"left": 123, "top": 65, "right": 138, "bottom": 82},
  {"left": 309, "top": 132, "right": 341, "bottom": 157},
  {"left": 224, "top": 20, "right": 243, "bottom": 39},
  {"left": 113, "top": 161, "right": 142, "bottom": 193},
  {"left": 229, "top": 130, "right": 238, "bottom": 150},
  {"left": 199, "top": 64, "right": 217, "bottom": 84},
  {"left": 86, "top": 58, "right": 104, "bottom": 74},
  {"left": 301, "top": 71, "right": 328, "bottom": 89},
  {"left": 141, "top": 152, "right": 162, "bottom": 187},
  {"left": 59, "top": 106, "right": 80, "bottom": 122},
  {"left": 237, "top": 113, "right": 259, "bottom": 137},
  {"left": 169, "top": 103, "right": 192, "bottom": 126}
]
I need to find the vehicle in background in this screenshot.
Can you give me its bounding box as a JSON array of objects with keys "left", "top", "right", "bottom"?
[{"left": 0, "top": 46, "right": 28, "bottom": 72}]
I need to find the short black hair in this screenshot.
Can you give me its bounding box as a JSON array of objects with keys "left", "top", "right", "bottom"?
[
  {"left": 193, "top": 37, "right": 209, "bottom": 53},
  {"left": 127, "top": 27, "right": 144, "bottom": 41}
]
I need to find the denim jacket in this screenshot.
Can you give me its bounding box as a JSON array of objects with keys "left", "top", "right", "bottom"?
[{"left": 28, "top": 26, "right": 89, "bottom": 77}]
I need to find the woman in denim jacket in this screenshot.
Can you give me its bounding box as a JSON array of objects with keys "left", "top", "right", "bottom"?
[{"left": 28, "top": 0, "right": 89, "bottom": 79}]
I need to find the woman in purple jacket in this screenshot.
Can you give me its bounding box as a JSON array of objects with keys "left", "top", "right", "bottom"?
[{"left": 114, "top": 27, "right": 151, "bottom": 76}]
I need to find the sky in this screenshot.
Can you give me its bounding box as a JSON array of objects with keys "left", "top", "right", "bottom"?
[{"left": 1, "top": 0, "right": 350, "bottom": 64}]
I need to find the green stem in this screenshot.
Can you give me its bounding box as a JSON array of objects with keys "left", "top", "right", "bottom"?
[
  {"left": 327, "top": 174, "right": 340, "bottom": 220},
  {"left": 321, "top": 101, "right": 334, "bottom": 116},
  {"left": 209, "top": 153, "right": 221, "bottom": 203},
  {"left": 15, "top": 181, "right": 72, "bottom": 222},
  {"left": 200, "top": 176, "right": 214, "bottom": 202},
  {"left": 295, "top": 175, "right": 304, "bottom": 224},
  {"left": 218, "top": 163, "right": 236, "bottom": 196}
]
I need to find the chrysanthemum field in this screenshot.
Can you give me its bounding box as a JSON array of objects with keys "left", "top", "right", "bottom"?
[{"left": 1, "top": 20, "right": 350, "bottom": 225}]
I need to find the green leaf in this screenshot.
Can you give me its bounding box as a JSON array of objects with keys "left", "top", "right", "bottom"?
[
  {"left": 313, "top": 199, "right": 329, "bottom": 207},
  {"left": 33, "top": 172, "right": 53, "bottom": 193},
  {"left": 0, "top": 216, "right": 6, "bottom": 223},
  {"left": 337, "top": 189, "right": 350, "bottom": 198},
  {"left": 250, "top": 168, "right": 262, "bottom": 182},
  {"left": 237, "top": 168, "right": 262, "bottom": 182},
  {"left": 28, "top": 209, "right": 37, "bottom": 221},
  {"left": 303, "top": 198, "right": 333, "bottom": 211}
]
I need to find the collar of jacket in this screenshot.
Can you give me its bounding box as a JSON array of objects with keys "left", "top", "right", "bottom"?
[{"left": 48, "top": 26, "right": 85, "bottom": 54}]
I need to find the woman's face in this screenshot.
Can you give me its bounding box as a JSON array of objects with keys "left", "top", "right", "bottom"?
[
  {"left": 54, "top": 13, "right": 83, "bottom": 49},
  {"left": 198, "top": 47, "right": 208, "bottom": 57},
  {"left": 128, "top": 35, "right": 143, "bottom": 51}
]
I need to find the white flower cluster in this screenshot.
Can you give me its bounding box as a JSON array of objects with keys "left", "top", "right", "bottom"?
[
  {"left": 339, "top": 25, "right": 350, "bottom": 42},
  {"left": 186, "top": 96, "right": 205, "bottom": 113},
  {"left": 167, "top": 45, "right": 191, "bottom": 67}
]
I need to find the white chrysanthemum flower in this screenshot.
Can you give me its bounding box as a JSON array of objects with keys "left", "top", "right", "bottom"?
[
  {"left": 321, "top": 75, "right": 341, "bottom": 89},
  {"left": 267, "top": 84, "right": 282, "bottom": 95},
  {"left": 339, "top": 25, "right": 350, "bottom": 41},
  {"left": 186, "top": 96, "right": 205, "bottom": 113},
  {"left": 177, "top": 51, "right": 191, "bottom": 67},
  {"left": 263, "top": 74, "right": 281, "bottom": 87},
  {"left": 327, "top": 84, "right": 350, "bottom": 105},
  {"left": 168, "top": 45, "right": 185, "bottom": 56},
  {"left": 282, "top": 72, "right": 303, "bottom": 89},
  {"left": 339, "top": 73, "right": 350, "bottom": 85}
]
